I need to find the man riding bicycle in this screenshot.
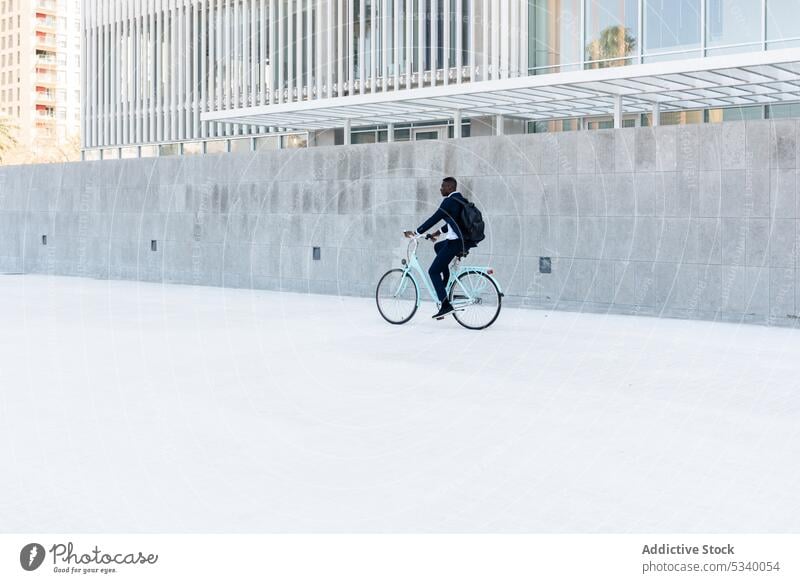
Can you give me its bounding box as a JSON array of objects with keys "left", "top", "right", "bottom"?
[{"left": 404, "top": 177, "right": 478, "bottom": 320}]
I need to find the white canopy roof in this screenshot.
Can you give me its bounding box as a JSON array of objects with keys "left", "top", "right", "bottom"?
[{"left": 202, "top": 48, "right": 800, "bottom": 130}]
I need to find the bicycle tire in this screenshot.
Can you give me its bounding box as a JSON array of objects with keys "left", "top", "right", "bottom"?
[
  {"left": 449, "top": 271, "right": 502, "bottom": 330},
  {"left": 376, "top": 269, "right": 419, "bottom": 325}
]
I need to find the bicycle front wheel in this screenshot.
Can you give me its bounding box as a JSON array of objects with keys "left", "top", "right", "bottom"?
[
  {"left": 449, "top": 271, "right": 502, "bottom": 330},
  {"left": 376, "top": 269, "right": 419, "bottom": 325}
]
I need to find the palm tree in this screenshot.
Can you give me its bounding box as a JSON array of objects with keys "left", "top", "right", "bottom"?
[
  {"left": 585, "top": 25, "right": 637, "bottom": 69},
  {"left": 0, "top": 117, "right": 17, "bottom": 163}
]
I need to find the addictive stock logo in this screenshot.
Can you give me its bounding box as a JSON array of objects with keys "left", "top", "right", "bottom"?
[{"left": 20, "top": 543, "right": 46, "bottom": 571}]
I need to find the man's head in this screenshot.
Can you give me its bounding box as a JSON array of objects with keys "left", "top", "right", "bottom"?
[{"left": 440, "top": 177, "right": 457, "bottom": 197}]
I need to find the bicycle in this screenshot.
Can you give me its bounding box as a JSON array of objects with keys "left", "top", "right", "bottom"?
[{"left": 375, "top": 234, "right": 503, "bottom": 330}]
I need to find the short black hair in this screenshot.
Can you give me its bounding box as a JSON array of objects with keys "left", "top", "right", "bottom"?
[{"left": 442, "top": 177, "right": 458, "bottom": 189}]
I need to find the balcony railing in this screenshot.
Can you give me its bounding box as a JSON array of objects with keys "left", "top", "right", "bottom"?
[
  {"left": 35, "top": 34, "right": 58, "bottom": 47},
  {"left": 35, "top": 16, "right": 57, "bottom": 30},
  {"left": 35, "top": 55, "right": 58, "bottom": 66},
  {"left": 35, "top": 71, "right": 58, "bottom": 83}
]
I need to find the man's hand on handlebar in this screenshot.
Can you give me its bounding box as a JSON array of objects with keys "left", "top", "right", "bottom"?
[{"left": 403, "top": 230, "right": 440, "bottom": 241}]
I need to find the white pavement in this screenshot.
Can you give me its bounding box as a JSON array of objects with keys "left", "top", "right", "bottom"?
[{"left": 1, "top": 274, "right": 798, "bottom": 533}]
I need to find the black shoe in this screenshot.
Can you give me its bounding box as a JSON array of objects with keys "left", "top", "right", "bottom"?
[{"left": 432, "top": 300, "right": 455, "bottom": 320}]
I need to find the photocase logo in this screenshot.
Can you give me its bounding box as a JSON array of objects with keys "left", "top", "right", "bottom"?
[{"left": 20, "top": 543, "right": 46, "bottom": 571}]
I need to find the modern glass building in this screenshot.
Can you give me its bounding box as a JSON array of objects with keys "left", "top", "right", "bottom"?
[{"left": 82, "top": 0, "right": 800, "bottom": 159}]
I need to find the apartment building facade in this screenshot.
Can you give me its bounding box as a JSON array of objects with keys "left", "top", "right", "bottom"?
[
  {"left": 82, "top": 0, "right": 800, "bottom": 159},
  {"left": 0, "top": 0, "right": 82, "bottom": 163}
]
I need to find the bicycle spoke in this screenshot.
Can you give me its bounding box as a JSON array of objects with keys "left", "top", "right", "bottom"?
[
  {"left": 376, "top": 270, "right": 419, "bottom": 325},
  {"left": 449, "top": 272, "right": 501, "bottom": 330}
]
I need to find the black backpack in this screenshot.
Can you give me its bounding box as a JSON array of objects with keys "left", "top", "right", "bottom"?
[{"left": 455, "top": 197, "right": 486, "bottom": 245}]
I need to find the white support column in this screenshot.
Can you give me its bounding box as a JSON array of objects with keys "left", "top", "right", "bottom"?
[
  {"left": 359, "top": 0, "right": 366, "bottom": 95},
  {"left": 481, "top": 0, "right": 488, "bottom": 81},
  {"left": 287, "top": 0, "right": 294, "bottom": 104},
  {"left": 316, "top": 0, "right": 323, "bottom": 100},
  {"left": 387, "top": 122, "right": 394, "bottom": 142},
  {"left": 110, "top": 0, "right": 117, "bottom": 146},
  {"left": 453, "top": 109, "right": 462, "bottom": 139},
  {"left": 393, "top": 0, "right": 399, "bottom": 90},
  {"left": 296, "top": 0, "right": 304, "bottom": 102},
  {"left": 344, "top": 119, "right": 351, "bottom": 145},
  {"left": 430, "top": 0, "right": 437, "bottom": 83},
  {"left": 260, "top": 0, "right": 266, "bottom": 106},
  {"left": 306, "top": 0, "right": 313, "bottom": 99},
  {"left": 490, "top": 0, "right": 499, "bottom": 80},
  {"left": 278, "top": 0, "right": 285, "bottom": 104},
  {"left": 327, "top": 0, "right": 334, "bottom": 98},
  {"left": 509, "top": 0, "right": 518, "bottom": 77},
  {"left": 369, "top": 0, "right": 376, "bottom": 92},
  {"left": 208, "top": 0, "right": 216, "bottom": 137},
  {"left": 201, "top": 0, "right": 208, "bottom": 137},
  {"left": 405, "top": 0, "right": 412, "bottom": 88},
  {"left": 338, "top": 0, "right": 344, "bottom": 97},
  {"left": 150, "top": 1, "right": 157, "bottom": 141},
  {"left": 382, "top": 0, "right": 389, "bottom": 91},
  {"left": 496, "top": 114, "right": 504, "bottom": 136},
  {"left": 347, "top": 0, "right": 354, "bottom": 95},
  {"left": 499, "top": 0, "right": 508, "bottom": 79},
  {"left": 455, "top": 0, "right": 462, "bottom": 83},
  {"left": 267, "top": 0, "right": 275, "bottom": 130},
  {"left": 177, "top": 0, "right": 185, "bottom": 139},
  {"left": 156, "top": 0, "right": 163, "bottom": 141},
  {"left": 443, "top": 0, "right": 450, "bottom": 86},
  {"left": 520, "top": 0, "right": 528, "bottom": 74},
  {"left": 613, "top": 94, "right": 623, "bottom": 129},
  {"left": 468, "top": 0, "right": 475, "bottom": 81},
  {"left": 252, "top": 0, "right": 258, "bottom": 110},
  {"left": 417, "top": 0, "right": 424, "bottom": 88},
  {"left": 652, "top": 102, "right": 661, "bottom": 127}
]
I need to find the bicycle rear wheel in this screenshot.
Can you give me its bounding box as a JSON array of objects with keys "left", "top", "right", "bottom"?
[
  {"left": 376, "top": 269, "right": 419, "bottom": 325},
  {"left": 449, "top": 271, "right": 502, "bottom": 330}
]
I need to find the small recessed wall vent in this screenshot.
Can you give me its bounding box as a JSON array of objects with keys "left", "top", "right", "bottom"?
[
  {"left": 312, "top": 247, "right": 321, "bottom": 260},
  {"left": 151, "top": 240, "right": 158, "bottom": 252},
  {"left": 539, "top": 257, "right": 552, "bottom": 274},
  {"left": 41, "top": 235, "right": 47, "bottom": 246}
]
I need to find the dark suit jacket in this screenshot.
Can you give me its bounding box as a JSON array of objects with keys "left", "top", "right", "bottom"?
[{"left": 416, "top": 192, "right": 467, "bottom": 239}]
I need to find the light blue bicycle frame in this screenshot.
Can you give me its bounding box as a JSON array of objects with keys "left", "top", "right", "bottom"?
[{"left": 395, "top": 236, "right": 503, "bottom": 308}]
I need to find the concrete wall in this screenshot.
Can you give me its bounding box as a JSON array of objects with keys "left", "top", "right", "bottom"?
[{"left": 1, "top": 119, "right": 798, "bottom": 326}]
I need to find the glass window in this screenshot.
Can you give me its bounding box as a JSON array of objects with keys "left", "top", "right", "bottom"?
[
  {"left": 768, "top": 103, "right": 800, "bottom": 119},
  {"left": 183, "top": 142, "right": 202, "bottom": 155},
  {"left": 159, "top": 143, "right": 180, "bottom": 157},
  {"left": 766, "top": 0, "right": 800, "bottom": 49},
  {"left": 255, "top": 136, "right": 280, "bottom": 150},
  {"left": 205, "top": 140, "right": 228, "bottom": 154},
  {"left": 644, "top": 0, "right": 701, "bottom": 61},
  {"left": 706, "top": 0, "right": 762, "bottom": 55},
  {"left": 229, "top": 138, "right": 252, "bottom": 153},
  {"left": 140, "top": 145, "right": 157, "bottom": 158},
  {"left": 706, "top": 106, "right": 764, "bottom": 123},
  {"left": 530, "top": 0, "right": 582, "bottom": 74},
  {"left": 585, "top": 0, "right": 639, "bottom": 68},
  {"left": 282, "top": 134, "right": 307, "bottom": 149},
  {"left": 352, "top": 131, "right": 376, "bottom": 144}
]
